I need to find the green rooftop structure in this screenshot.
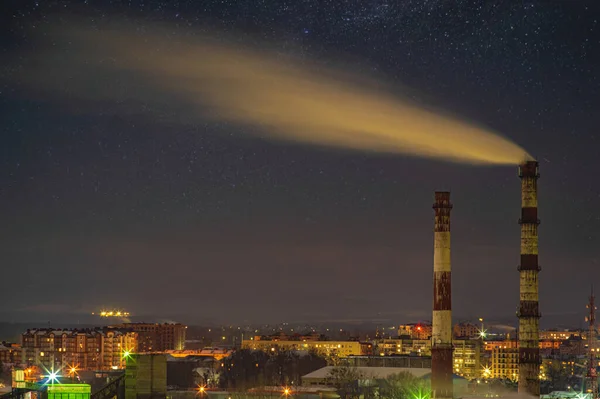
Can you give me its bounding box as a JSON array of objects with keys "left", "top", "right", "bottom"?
[{"left": 47, "top": 384, "right": 91, "bottom": 399}]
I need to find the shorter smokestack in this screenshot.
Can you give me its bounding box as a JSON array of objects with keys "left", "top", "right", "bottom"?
[{"left": 432, "top": 191, "right": 453, "bottom": 399}]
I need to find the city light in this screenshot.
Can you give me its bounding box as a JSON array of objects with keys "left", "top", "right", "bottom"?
[
  {"left": 98, "top": 310, "right": 131, "bottom": 317},
  {"left": 408, "top": 386, "right": 431, "bottom": 399},
  {"left": 283, "top": 387, "right": 292, "bottom": 397},
  {"left": 197, "top": 386, "right": 206, "bottom": 396},
  {"left": 44, "top": 369, "right": 61, "bottom": 385},
  {"left": 482, "top": 366, "right": 492, "bottom": 378}
]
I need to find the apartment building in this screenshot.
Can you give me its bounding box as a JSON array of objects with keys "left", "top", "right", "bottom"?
[{"left": 21, "top": 328, "right": 137, "bottom": 371}]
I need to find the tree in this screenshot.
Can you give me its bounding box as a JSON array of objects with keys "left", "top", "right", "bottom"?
[
  {"left": 219, "top": 349, "right": 270, "bottom": 389},
  {"left": 545, "top": 359, "right": 571, "bottom": 391},
  {"left": 297, "top": 351, "right": 327, "bottom": 384},
  {"left": 327, "top": 366, "right": 365, "bottom": 399},
  {"left": 219, "top": 349, "right": 327, "bottom": 389},
  {"left": 381, "top": 372, "right": 431, "bottom": 399}
]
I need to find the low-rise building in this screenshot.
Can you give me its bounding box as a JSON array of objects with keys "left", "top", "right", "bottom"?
[
  {"left": 557, "top": 336, "right": 587, "bottom": 356},
  {"left": 483, "top": 340, "right": 560, "bottom": 352},
  {"left": 454, "top": 323, "right": 480, "bottom": 339},
  {"left": 374, "top": 339, "right": 431, "bottom": 356},
  {"left": 340, "top": 355, "right": 432, "bottom": 368},
  {"left": 539, "top": 330, "right": 582, "bottom": 341},
  {"left": 398, "top": 323, "right": 432, "bottom": 340},
  {"left": 241, "top": 337, "right": 366, "bottom": 358}
]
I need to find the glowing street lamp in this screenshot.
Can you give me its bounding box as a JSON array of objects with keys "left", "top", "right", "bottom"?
[
  {"left": 478, "top": 318, "right": 487, "bottom": 339},
  {"left": 283, "top": 387, "right": 292, "bottom": 397},
  {"left": 482, "top": 366, "right": 492, "bottom": 379},
  {"left": 44, "top": 369, "right": 60, "bottom": 385},
  {"left": 67, "top": 365, "right": 79, "bottom": 382}
]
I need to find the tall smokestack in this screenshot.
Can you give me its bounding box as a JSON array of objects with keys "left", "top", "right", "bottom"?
[
  {"left": 432, "top": 191, "right": 453, "bottom": 399},
  {"left": 518, "top": 161, "right": 541, "bottom": 396}
]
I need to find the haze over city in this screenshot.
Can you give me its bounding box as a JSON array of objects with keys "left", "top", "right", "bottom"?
[{"left": 1, "top": 0, "right": 599, "bottom": 330}]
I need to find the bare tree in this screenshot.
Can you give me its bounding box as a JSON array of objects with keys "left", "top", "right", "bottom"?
[
  {"left": 327, "top": 366, "right": 365, "bottom": 399},
  {"left": 381, "top": 372, "right": 431, "bottom": 399}
]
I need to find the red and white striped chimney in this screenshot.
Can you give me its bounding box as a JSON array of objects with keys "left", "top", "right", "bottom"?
[
  {"left": 432, "top": 191, "right": 453, "bottom": 399},
  {"left": 518, "top": 161, "right": 541, "bottom": 396}
]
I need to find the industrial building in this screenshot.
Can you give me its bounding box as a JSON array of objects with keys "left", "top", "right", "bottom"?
[
  {"left": 125, "top": 354, "right": 167, "bottom": 399},
  {"left": 301, "top": 366, "right": 470, "bottom": 397}
]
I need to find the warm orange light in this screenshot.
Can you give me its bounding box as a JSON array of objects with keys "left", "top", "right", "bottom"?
[{"left": 283, "top": 387, "right": 291, "bottom": 396}]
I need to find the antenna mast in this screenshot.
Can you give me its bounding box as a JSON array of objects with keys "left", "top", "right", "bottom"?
[{"left": 586, "top": 286, "right": 598, "bottom": 399}]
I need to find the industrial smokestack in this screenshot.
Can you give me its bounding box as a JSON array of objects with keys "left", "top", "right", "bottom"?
[
  {"left": 432, "top": 191, "right": 453, "bottom": 399},
  {"left": 518, "top": 161, "right": 541, "bottom": 396}
]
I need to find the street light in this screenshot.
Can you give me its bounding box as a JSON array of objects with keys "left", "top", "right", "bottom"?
[
  {"left": 45, "top": 369, "right": 60, "bottom": 385},
  {"left": 478, "top": 318, "right": 487, "bottom": 339}
]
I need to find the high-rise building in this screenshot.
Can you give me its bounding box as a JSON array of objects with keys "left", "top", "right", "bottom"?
[
  {"left": 453, "top": 339, "right": 482, "bottom": 380},
  {"left": 490, "top": 347, "right": 519, "bottom": 381},
  {"left": 0, "top": 342, "right": 21, "bottom": 365},
  {"left": 21, "top": 328, "right": 137, "bottom": 371},
  {"left": 110, "top": 323, "right": 186, "bottom": 352}
]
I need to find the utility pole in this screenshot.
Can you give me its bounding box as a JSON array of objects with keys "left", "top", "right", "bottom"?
[{"left": 586, "top": 286, "right": 598, "bottom": 399}]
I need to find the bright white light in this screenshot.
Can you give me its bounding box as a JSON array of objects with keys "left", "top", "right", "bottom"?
[{"left": 46, "top": 371, "right": 60, "bottom": 384}]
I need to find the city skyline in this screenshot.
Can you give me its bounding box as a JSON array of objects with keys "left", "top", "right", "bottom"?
[{"left": 1, "top": 1, "right": 599, "bottom": 326}]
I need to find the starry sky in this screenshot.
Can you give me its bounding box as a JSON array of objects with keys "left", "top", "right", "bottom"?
[{"left": 1, "top": 0, "right": 599, "bottom": 327}]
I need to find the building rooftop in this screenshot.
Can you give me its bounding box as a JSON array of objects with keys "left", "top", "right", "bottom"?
[{"left": 302, "top": 366, "right": 432, "bottom": 380}]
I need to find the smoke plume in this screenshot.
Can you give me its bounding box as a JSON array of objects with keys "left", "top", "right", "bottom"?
[{"left": 19, "top": 21, "right": 531, "bottom": 165}]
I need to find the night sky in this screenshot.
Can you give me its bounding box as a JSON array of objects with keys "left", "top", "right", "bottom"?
[{"left": 1, "top": 0, "right": 599, "bottom": 327}]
